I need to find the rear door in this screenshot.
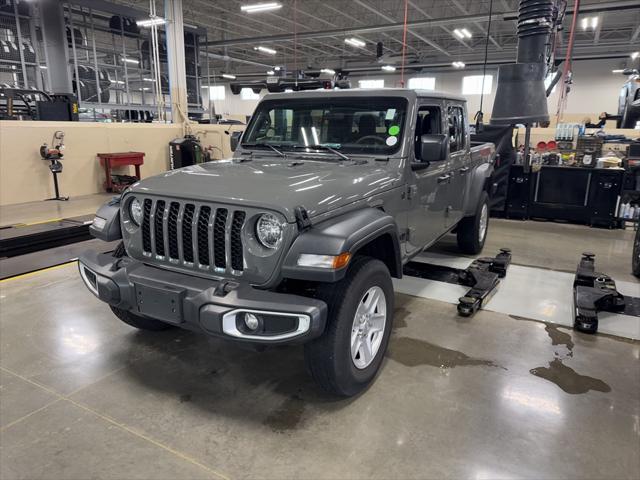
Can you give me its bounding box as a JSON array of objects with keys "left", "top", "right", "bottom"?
[{"left": 445, "top": 103, "right": 469, "bottom": 227}]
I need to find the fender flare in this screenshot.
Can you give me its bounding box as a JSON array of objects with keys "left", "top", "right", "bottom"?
[
  {"left": 89, "top": 197, "right": 122, "bottom": 242},
  {"left": 281, "top": 208, "right": 402, "bottom": 282},
  {"left": 464, "top": 162, "right": 493, "bottom": 216}
]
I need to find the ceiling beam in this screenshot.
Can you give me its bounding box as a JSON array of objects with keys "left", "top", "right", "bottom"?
[
  {"left": 205, "top": 11, "right": 512, "bottom": 47},
  {"left": 407, "top": 0, "right": 473, "bottom": 51},
  {"left": 351, "top": 0, "right": 451, "bottom": 57},
  {"left": 450, "top": 0, "right": 503, "bottom": 50}
]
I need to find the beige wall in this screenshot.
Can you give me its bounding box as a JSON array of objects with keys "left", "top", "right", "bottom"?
[{"left": 0, "top": 121, "right": 240, "bottom": 206}]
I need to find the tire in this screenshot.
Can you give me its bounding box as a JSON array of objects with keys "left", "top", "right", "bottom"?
[
  {"left": 457, "top": 191, "right": 490, "bottom": 255},
  {"left": 304, "top": 256, "right": 394, "bottom": 397},
  {"left": 633, "top": 228, "right": 640, "bottom": 278},
  {"left": 110, "top": 305, "right": 174, "bottom": 331},
  {"left": 109, "top": 242, "right": 174, "bottom": 331}
]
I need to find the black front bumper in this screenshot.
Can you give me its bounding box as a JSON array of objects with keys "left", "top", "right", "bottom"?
[{"left": 78, "top": 251, "right": 327, "bottom": 344}]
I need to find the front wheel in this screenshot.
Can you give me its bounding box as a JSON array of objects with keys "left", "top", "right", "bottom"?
[
  {"left": 304, "top": 256, "right": 394, "bottom": 397},
  {"left": 456, "top": 191, "right": 490, "bottom": 254}
]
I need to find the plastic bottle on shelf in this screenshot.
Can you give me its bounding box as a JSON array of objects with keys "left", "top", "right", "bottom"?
[{"left": 619, "top": 202, "right": 629, "bottom": 218}]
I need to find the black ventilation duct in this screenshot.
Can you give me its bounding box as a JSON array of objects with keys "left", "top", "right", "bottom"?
[{"left": 491, "top": 0, "right": 558, "bottom": 125}]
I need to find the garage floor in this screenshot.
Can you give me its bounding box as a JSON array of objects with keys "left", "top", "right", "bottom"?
[{"left": 1, "top": 220, "right": 639, "bottom": 479}]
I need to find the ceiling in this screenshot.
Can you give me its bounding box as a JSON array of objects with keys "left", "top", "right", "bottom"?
[{"left": 113, "top": 0, "right": 640, "bottom": 76}]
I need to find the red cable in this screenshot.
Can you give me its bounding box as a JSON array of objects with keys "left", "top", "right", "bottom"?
[
  {"left": 294, "top": 0, "right": 298, "bottom": 86},
  {"left": 400, "top": 0, "right": 409, "bottom": 87},
  {"left": 557, "top": 0, "right": 580, "bottom": 122}
]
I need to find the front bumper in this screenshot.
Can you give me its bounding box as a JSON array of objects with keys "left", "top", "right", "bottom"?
[{"left": 78, "top": 250, "right": 327, "bottom": 344}]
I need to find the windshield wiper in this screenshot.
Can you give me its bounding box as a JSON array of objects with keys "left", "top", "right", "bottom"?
[
  {"left": 242, "top": 143, "right": 286, "bottom": 158},
  {"left": 289, "top": 144, "right": 350, "bottom": 162}
]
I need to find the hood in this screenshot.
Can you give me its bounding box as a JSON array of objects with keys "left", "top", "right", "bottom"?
[{"left": 128, "top": 156, "right": 402, "bottom": 222}]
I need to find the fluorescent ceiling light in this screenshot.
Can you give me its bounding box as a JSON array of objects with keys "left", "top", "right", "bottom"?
[
  {"left": 274, "top": 66, "right": 281, "bottom": 71},
  {"left": 631, "top": 52, "right": 640, "bottom": 59},
  {"left": 452, "top": 61, "right": 465, "bottom": 68},
  {"left": 611, "top": 69, "right": 625, "bottom": 73},
  {"left": 143, "top": 78, "right": 154, "bottom": 82},
  {"left": 136, "top": 17, "right": 166, "bottom": 27},
  {"left": 581, "top": 16, "right": 598, "bottom": 30},
  {"left": 122, "top": 57, "right": 139, "bottom": 65},
  {"left": 381, "top": 65, "right": 396, "bottom": 72},
  {"left": 266, "top": 70, "right": 275, "bottom": 75},
  {"left": 222, "top": 73, "right": 237, "bottom": 79},
  {"left": 345, "top": 38, "right": 366, "bottom": 48},
  {"left": 39, "top": 65, "right": 47, "bottom": 69},
  {"left": 321, "top": 68, "right": 336, "bottom": 75},
  {"left": 453, "top": 28, "right": 472, "bottom": 39},
  {"left": 254, "top": 45, "right": 277, "bottom": 55},
  {"left": 240, "top": 2, "right": 282, "bottom": 13}
]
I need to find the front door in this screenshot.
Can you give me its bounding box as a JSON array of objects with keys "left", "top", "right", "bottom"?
[{"left": 405, "top": 104, "right": 450, "bottom": 254}]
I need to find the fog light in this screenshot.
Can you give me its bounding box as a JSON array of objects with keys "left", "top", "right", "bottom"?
[{"left": 244, "top": 312, "right": 260, "bottom": 331}]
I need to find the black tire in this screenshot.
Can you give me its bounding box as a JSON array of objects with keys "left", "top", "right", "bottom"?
[
  {"left": 110, "top": 305, "right": 174, "bottom": 331},
  {"left": 304, "top": 256, "right": 394, "bottom": 397},
  {"left": 633, "top": 228, "right": 640, "bottom": 278},
  {"left": 457, "top": 191, "right": 490, "bottom": 254},
  {"left": 109, "top": 242, "right": 174, "bottom": 331}
]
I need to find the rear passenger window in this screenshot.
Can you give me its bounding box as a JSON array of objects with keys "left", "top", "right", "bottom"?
[{"left": 447, "top": 106, "right": 465, "bottom": 153}]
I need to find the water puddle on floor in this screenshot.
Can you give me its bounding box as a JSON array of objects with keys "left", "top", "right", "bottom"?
[
  {"left": 263, "top": 394, "right": 306, "bottom": 432},
  {"left": 510, "top": 315, "right": 612, "bottom": 394},
  {"left": 388, "top": 336, "right": 505, "bottom": 370}
]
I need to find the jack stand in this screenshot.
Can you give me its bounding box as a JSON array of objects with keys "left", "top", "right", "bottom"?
[
  {"left": 44, "top": 161, "right": 69, "bottom": 201},
  {"left": 573, "top": 252, "right": 625, "bottom": 334},
  {"left": 457, "top": 248, "right": 512, "bottom": 317}
]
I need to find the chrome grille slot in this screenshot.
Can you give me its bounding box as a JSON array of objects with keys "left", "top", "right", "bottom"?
[
  {"left": 142, "top": 199, "right": 152, "bottom": 253},
  {"left": 230, "top": 211, "right": 246, "bottom": 271},
  {"left": 197, "top": 206, "right": 212, "bottom": 266},
  {"left": 182, "top": 204, "right": 195, "bottom": 263},
  {"left": 154, "top": 200, "right": 166, "bottom": 257},
  {"left": 167, "top": 202, "right": 180, "bottom": 260},
  {"left": 213, "top": 208, "right": 228, "bottom": 269}
]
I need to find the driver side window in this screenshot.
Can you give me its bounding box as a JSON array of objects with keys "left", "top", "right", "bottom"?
[{"left": 415, "top": 106, "right": 441, "bottom": 161}]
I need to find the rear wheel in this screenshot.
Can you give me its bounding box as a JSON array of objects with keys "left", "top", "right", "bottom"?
[
  {"left": 304, "top": 256, "right": 394, "bottom": 397},
  {"left": 457, "top": 192, "right": 489, "bottom": 254}
]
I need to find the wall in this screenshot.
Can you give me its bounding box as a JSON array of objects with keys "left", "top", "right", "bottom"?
[
  {"left": 0, "top": 121, "right": 240, "bottom": 206},
  {"left": 203, "top": 58, "right": 631, "bottom": 125}
]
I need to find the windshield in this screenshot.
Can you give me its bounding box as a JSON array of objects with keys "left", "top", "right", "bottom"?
[{"left": 242, "top": 97, "right": 408, "bottom": 155}]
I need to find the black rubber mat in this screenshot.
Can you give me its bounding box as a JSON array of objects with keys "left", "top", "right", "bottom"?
[
  {"left": 403, "top": 261, "right": 462, "bottom": 284},
  {"left": 0, "top": 239, "right": 118, "bottom": 280}
]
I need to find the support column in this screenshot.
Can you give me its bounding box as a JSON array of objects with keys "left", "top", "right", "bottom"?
[
  {"left": 164, "top": 0, "right": 188, "bottom": 124},
  {"left": 39, "top": 0, "right": 72, "bottom": 93}
]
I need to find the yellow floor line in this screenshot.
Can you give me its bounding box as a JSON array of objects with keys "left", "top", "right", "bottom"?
[
  {"left": 0, "top": 399, "right": 62, "bottom": 432},
  {"left": 0, "top": 366, "right": 231, "bottom": 480},
  {"left": 22, "top": 217, "right": 65, "bottom": 226},
  {"left": 0, "top": 261, "right": 78, "bottom": 283}
]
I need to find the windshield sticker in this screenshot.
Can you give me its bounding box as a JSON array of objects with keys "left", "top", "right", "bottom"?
[
  {"left": 385, "top": 108, "right": 396, "bottom": 120},
  {"left": 388, "top": 125, "right": 400, "bottom": 136},
  {"left": 386, "top": 136, "right": 398, "bottom": 146}
]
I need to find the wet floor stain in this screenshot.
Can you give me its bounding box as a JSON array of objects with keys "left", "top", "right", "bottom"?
[
  {"left": 530, "top": 359, "right": 611, "bottom": 394},
  {"left": 179, "top": 393, "right": 192, "bottom": 403},
  {"left": 263, "top": 394, "right": 306, "bottom": 433},
  {"left": 508, "top": 315, "right": 612, "bottom": 394},
  {"left": 393, "top": 307, "right": 409, "bottom": 330},
  {"left": 388, "top": 336, "right": 505, "bottom": 369},
  {"left": 545, "top": 323, "right": 574, "bottom": 356}
]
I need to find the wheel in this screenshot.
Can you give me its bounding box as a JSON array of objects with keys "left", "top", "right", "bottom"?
[
  {"left": 304, "top": 256, "right": 394, "bottom": 397},
  {"left": 109, "top": 242, "right": 174, "bottom": 331},
  {"left": 633, "top": 228, "right": 640, "bottom": 278},
  {"left": 457, "top": 191, "right": 489, "bottom": 255}
]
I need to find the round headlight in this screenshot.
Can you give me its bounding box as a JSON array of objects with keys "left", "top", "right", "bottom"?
[
  {"left": 256, "top": 213, "right": 283, "bottom": 249},
  {"left": 129, "top": 197, "right": 143, "bottom": 226}
]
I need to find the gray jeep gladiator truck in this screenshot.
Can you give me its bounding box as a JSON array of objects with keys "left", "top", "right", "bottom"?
[{"left": 79, "top": 89, "right": 495, "bottom": 396}]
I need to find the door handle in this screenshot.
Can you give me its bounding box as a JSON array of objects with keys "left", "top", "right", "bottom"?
[
  {"left": 437, "top": 174, "right": 451, "bottom": 184},
  {"left": 459, "top": 166, "right": 470, "bottom": 174}
]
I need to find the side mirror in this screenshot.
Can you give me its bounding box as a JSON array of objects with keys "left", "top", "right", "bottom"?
[
  {"left": 420, "top": 134, "right": 448, "bottom": 163},
  {"left": 226, "top": 130, "right": 243, "bottom": 152}
]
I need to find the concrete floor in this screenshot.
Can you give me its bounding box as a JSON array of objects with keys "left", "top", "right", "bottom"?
[
  {"left": 434, "top": 218, "right": 639, "bottom": 284},
  {"left": 1, "top": 219, "right": 639, "bottom": 479}
]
